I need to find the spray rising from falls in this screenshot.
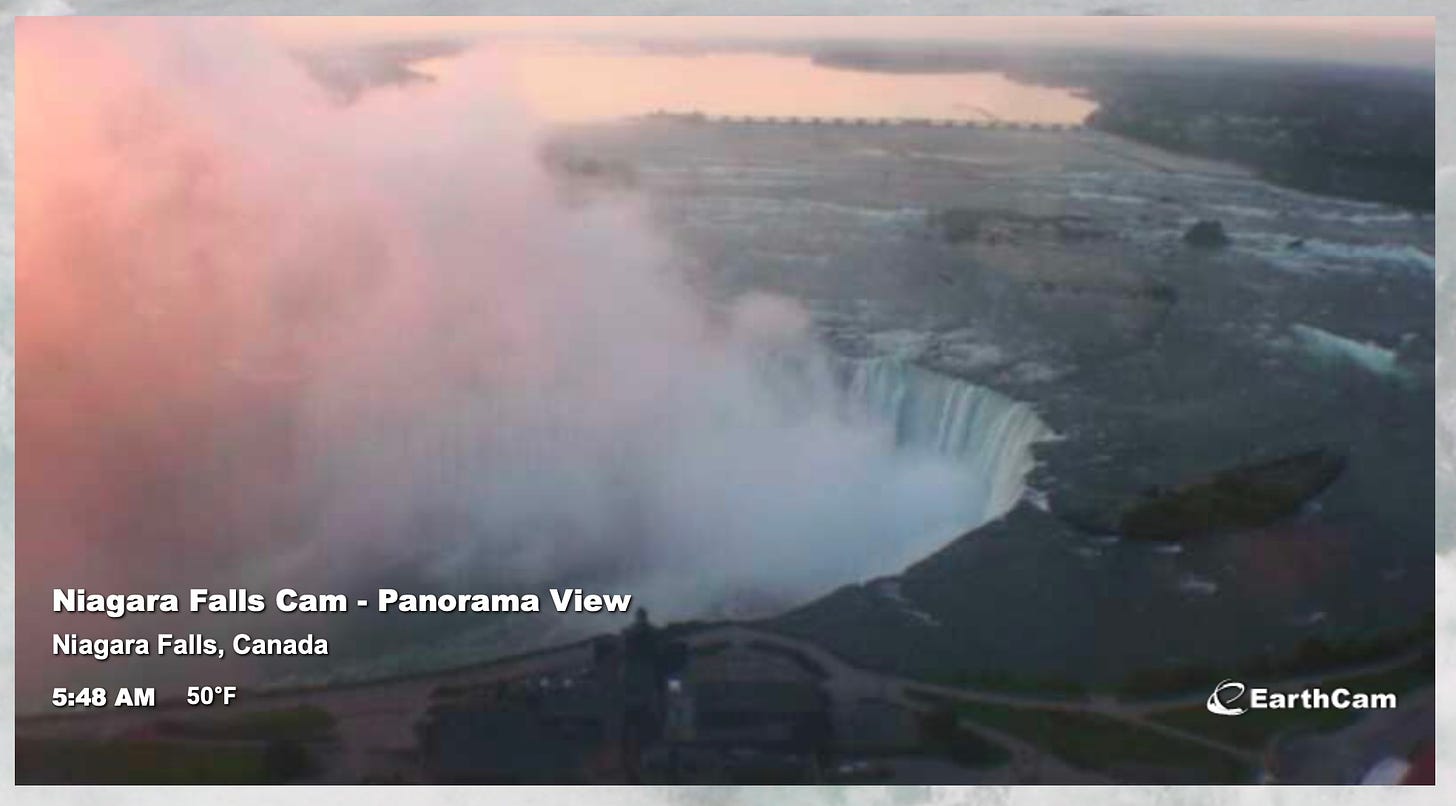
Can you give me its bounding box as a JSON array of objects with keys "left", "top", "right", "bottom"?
[
  {"left": 284, "top": 346, "right": 1054, "bottom": 683},
  {"left": 289, "top": 340, "right": 1053, "bottom": 626},
  {"left": 18, "top": 20, "right": 1052, "bottom": 687}
]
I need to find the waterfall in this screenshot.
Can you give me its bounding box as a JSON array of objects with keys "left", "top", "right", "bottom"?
[
  {"left": 757, "top": 349, "right": 1054, "bottom": 529},
  {"left": 270, "top": 342, "right": 1056, "bottom": 683},
  {"left": 837, "top": 357, "right": 1054, "bottom": 524}
]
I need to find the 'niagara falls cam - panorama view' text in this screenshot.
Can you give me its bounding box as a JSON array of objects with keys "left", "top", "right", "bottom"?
[{"left": 16, "top": 16, "right": 1435, "bottom": 784}]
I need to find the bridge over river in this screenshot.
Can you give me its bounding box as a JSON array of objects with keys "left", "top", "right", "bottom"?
[{"left": 642, "top": 110, "right": 1086, "bottom": 132}]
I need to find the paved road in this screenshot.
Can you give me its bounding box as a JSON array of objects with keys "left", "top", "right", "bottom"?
[
  {"left": 1107, "top": 645, "right": 1432, "bottom": 716},
  {"left": 685, "top": 624, "right": 1259, "bottom": 768},
  {"left": 681, "top": 624, "right": 1431, "bottom": 772},
  {"left": 19, "top": 620, "right": 1426, "bottom": 782}
]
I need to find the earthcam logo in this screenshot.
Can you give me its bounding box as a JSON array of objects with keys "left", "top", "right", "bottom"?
[
  {"left": 1207, "top": 679, "right": 1249, "bottom": 715},
  {"left": 1206, "top": 678, "right": 1397, "bottom": 716}
]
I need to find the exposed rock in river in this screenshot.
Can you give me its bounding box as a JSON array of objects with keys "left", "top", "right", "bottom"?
[{"left": 1182, "top": 219, "right": 1231, "bottom": 249}]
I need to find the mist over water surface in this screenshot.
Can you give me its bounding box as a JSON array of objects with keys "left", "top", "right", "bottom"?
[{"left": 17, "top": 19, "right": 1048, "bottom": 694}]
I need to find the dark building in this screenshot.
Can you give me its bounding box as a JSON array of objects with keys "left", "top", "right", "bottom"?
[
  {"left": 421, "top": 709, "right": 609, "bottom": 783},
  {"left": 418, "top": 611, "right": 689, "bottom": 782},
  {"left": 645, "top": 639, "right": 833, "bottom": 782}
]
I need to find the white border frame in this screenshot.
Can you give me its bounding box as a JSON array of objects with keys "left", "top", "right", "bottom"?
[{"left": 1, "top": 3, "right": 1448, "bottom": 803}]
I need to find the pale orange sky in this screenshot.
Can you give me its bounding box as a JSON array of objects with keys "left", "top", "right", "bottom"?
[
  {"left": 262, "top": 16, "right": 1436, "bottom": 68},
  {"left": 415, "top": 44, "right": 1099, "bottom": 124}
]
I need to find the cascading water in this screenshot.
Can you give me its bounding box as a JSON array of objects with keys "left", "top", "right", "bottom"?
[
  {"left": 756, "top": 347, "right": 1054, "bottom": 532},
  {"left": 837, "top": 357, "right": 1053, "bottom": 523},
  {"left": 273, "top": 346, "right": 1057, "bottom": 684}
]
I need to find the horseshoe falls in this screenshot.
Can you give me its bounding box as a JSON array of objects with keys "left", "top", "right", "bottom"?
[
  {"left": 757, "top": 349, "right": 1055, "bottom": 533},
  {"left": 837, "top": 356, "right": 1054, "bottom": 525}
]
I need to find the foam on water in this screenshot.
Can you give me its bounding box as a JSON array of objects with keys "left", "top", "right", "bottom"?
[
  {"left": 1291, "top": 323, "right": 1411, "bottom": 381},
  {"left": 1241, "top": 233, "right": 1435, "bottom": 275}
]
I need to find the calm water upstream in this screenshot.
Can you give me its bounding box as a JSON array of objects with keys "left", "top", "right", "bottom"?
[{"left": 414, "top": 43, "right": 1097, "bottom": 124}]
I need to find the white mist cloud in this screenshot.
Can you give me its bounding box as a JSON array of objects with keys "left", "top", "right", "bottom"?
[{"left": 18, "top": 19, "right": 1028, "bottom": 688}]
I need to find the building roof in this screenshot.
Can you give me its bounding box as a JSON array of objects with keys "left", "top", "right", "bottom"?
[{"left": 422, "top": 709, "right": 605, "bottom": 783}]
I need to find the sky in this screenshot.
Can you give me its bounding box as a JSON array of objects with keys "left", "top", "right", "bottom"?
[{"left": 262, "top": 16, "right": 1437, "bottom": 69}]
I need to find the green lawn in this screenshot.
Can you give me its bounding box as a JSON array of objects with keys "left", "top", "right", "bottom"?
[
  {"left": 1149, "top": 650, "right": 1433, "bottom": 751},
  {"left": 950, "top": 699, "right": 1253, "bottom": 783},
  {"left": 17, "top": 738, "right": 270, "bottom": 784},
  {"left": 917, "top": 706, "right": 1015, "bottom": 768}
]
